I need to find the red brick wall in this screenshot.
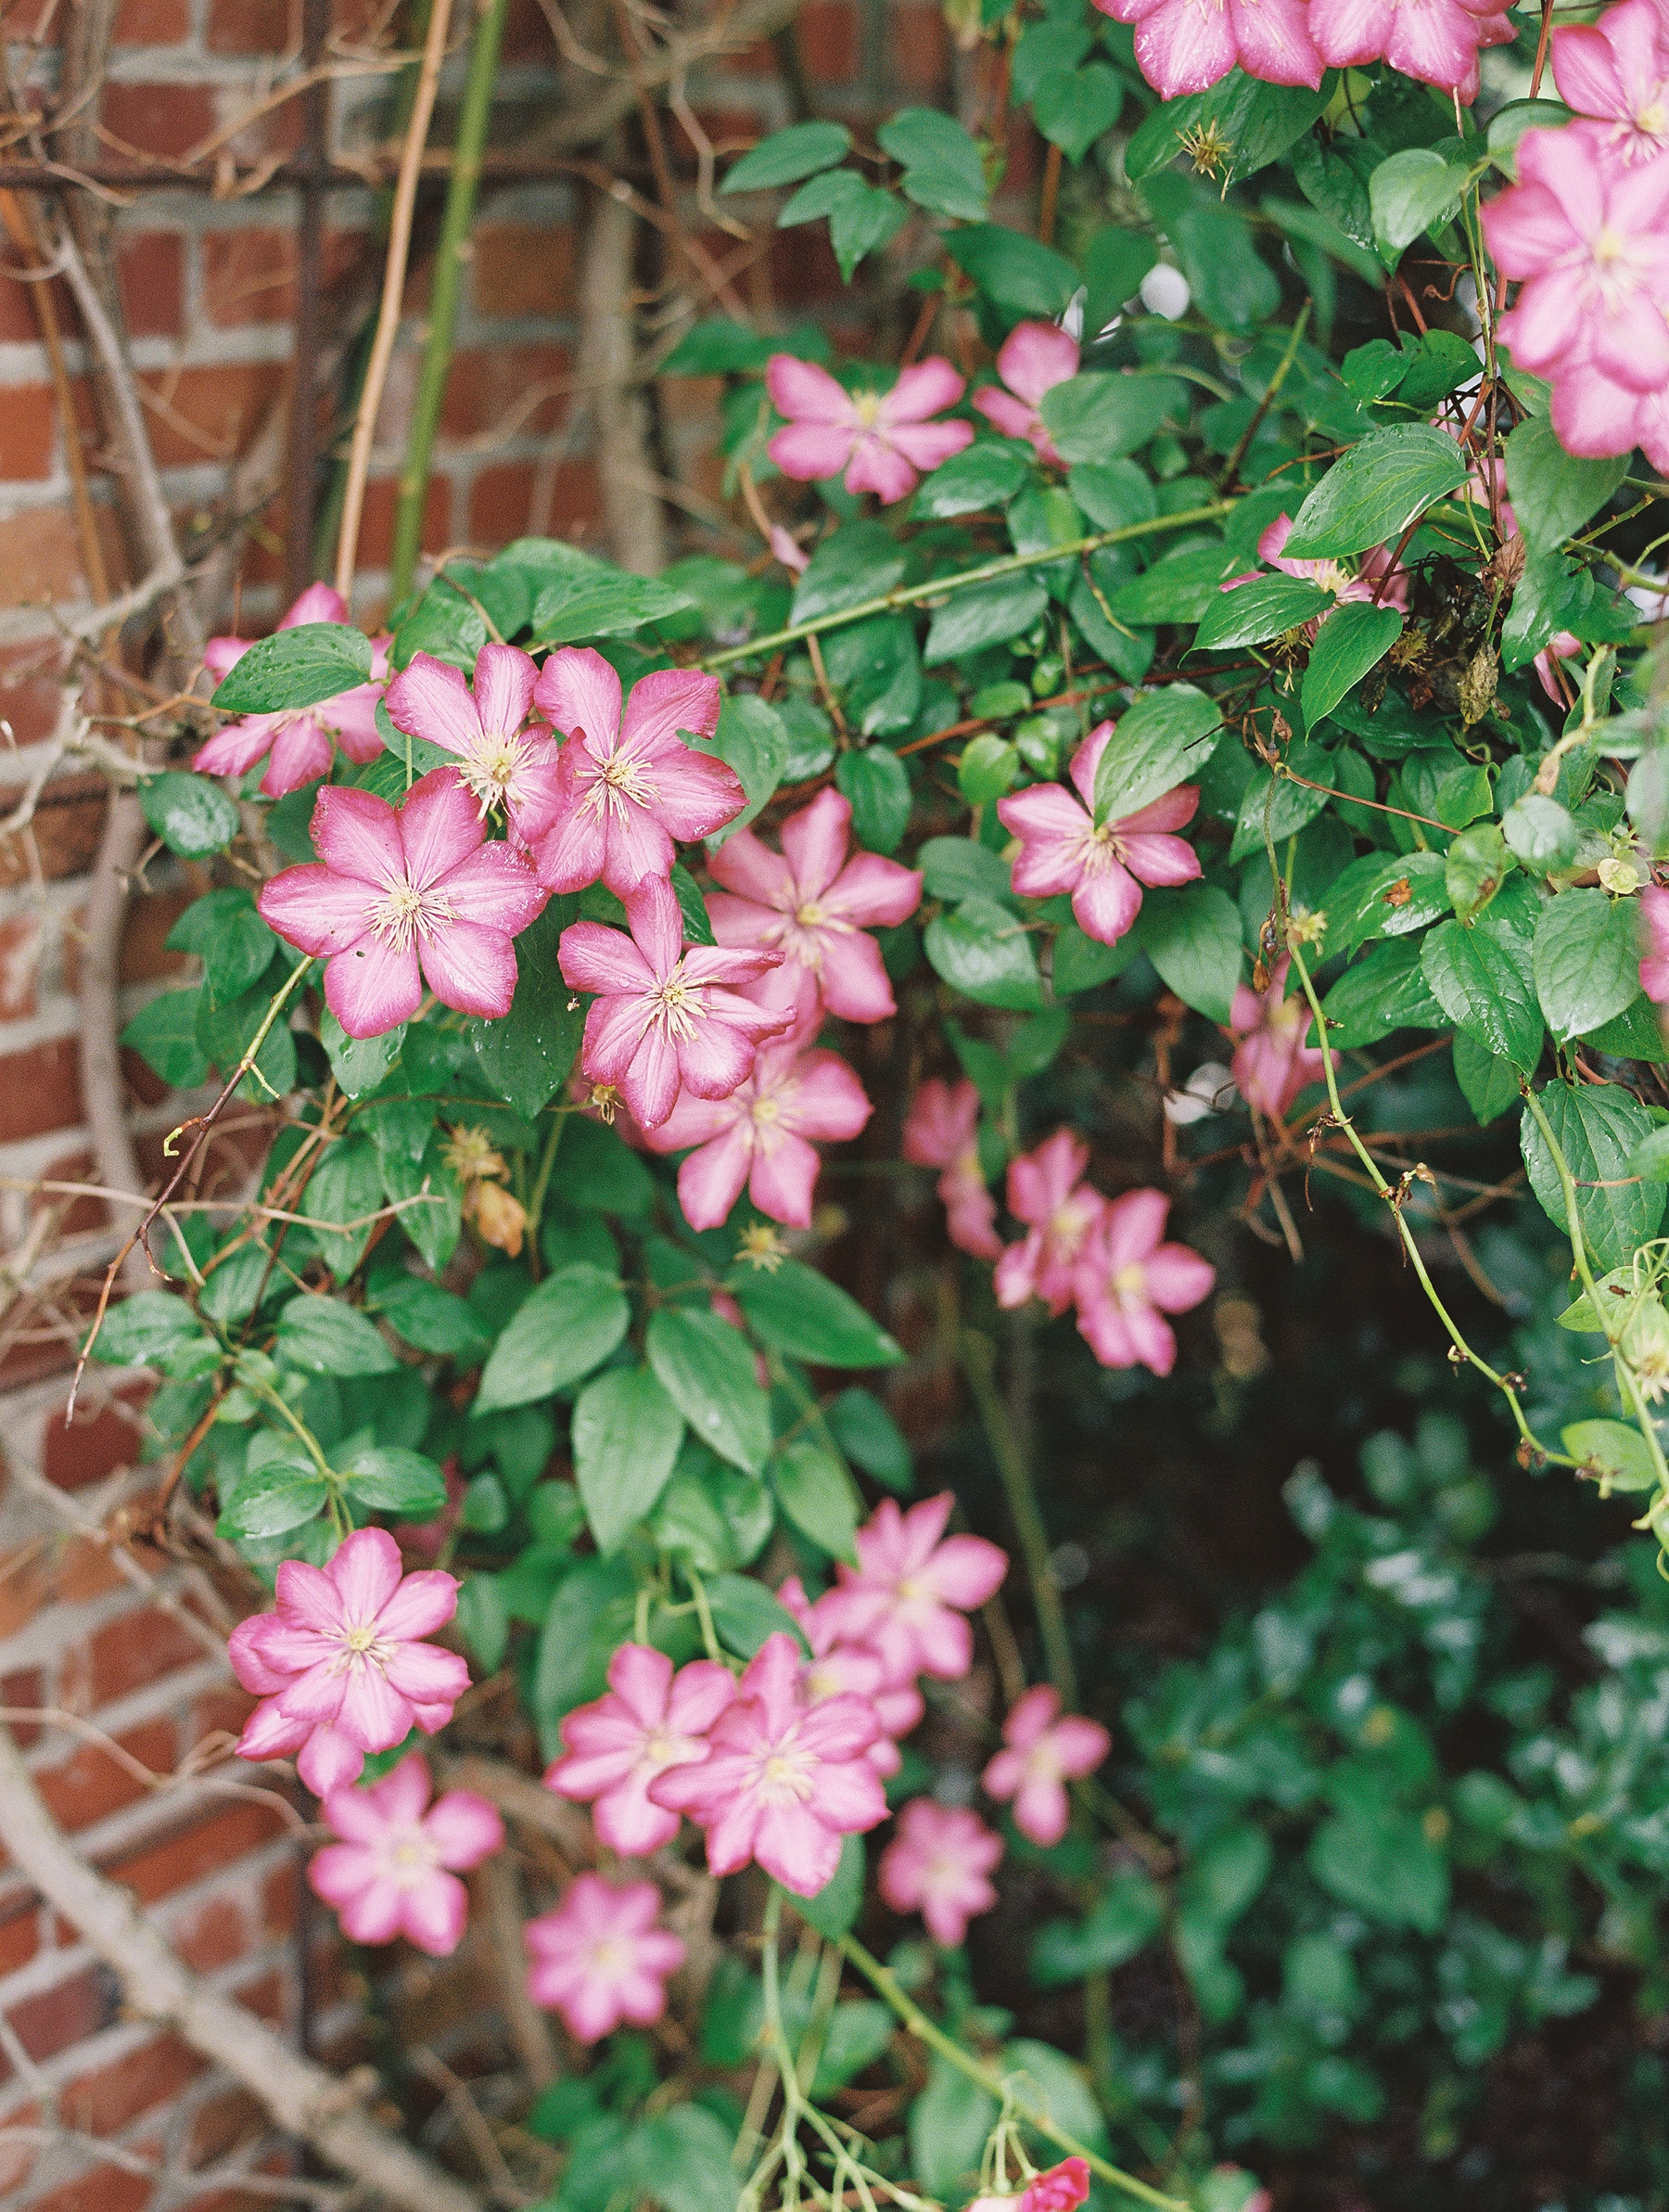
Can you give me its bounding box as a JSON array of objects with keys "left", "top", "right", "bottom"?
[{"left": 0, "top": 0, "right": 978, "bottom": 2198}]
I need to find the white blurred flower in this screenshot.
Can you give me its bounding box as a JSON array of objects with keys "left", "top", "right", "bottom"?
[
  {"left": 1164, "top": 1059, "right": 1236, "bottom": 1125},
  {"left": 1140, "top": 263, "right": 1191, "bottom": 321},
  {"left": 1060, "top": 286, "right": 1086, "bottom": 341}
]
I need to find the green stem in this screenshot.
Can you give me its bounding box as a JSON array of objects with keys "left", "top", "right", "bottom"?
[
  {"left": 250, "top": 1380, "right": 335, "bottom": 1481},
  {"left": 837, "top": 1934, "right": 1189, "bottom": 2212},
  {"left": 698, "top": 503, "right": 1237, "bottom": 673},
  {"left": 389, "top": 0, "right": 511, "bottom": 603},
  {"left": 524, "top": 1107, "right": 566, "bottom": 1272},
  {"left": 960, "top": 1328, "right": 1077, "bottom": 1708}
]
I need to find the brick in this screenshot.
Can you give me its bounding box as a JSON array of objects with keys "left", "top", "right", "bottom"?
[
  {"left": 111, "top": 1801, "right": 286, "bottom": 1908},
  {"left": 191, "top": 1684, "right": 257, "bottom": 1752},
  {"left": 356, "top": 474, "right": 451, "bottom": 569},
  {"left": 136, "top": 364, "right": 287, "bottom": 469},
  {"left": 200, "top": 226, "right": 295, "bottom": 327},
  {"left": 0, "top": 506, "right": 84, "bottom": 610},
  {"left": 0, "top": 776, "right": 102, "bottom": 884},
  {"left": 36, "top": 1718, "right": 175, "bottom": 1834},
  {"left": 173, "top": 1894, "right": 247, "bottom": 1972},
  {"left": 1, "top": 1671, "right": 45, "bottom": 1750},
  {"left": 59, "top": 2032, "right": 200, "bottom": 2135},
  {"left": 120, "top": 887, "right": 194, "bottom": 986},
  {"left": 86, "top": 1605, "right": 201, "bottom": 1707},
  {"left": 440, "top": 343, "right": 571, "bottom": 441},
  {"left": 468, "top": 458, "right": 600, "bottom": 544},
  {"left": 0, "top": 387, "right": 56, "bottom": 480},
  {"left": 0, "top": 914, "right": 42, "bottom": 1020},
  {"left": 890, "top": 0, "right": 949, "bottom": 92},
  {"left": 208, "top": 0, "right": 290, "bottom": 51},
  {"left": 43, "top": 1388, "right": 145, "bottom": 1493},
  {"left": 101, "top": 81, "right": 217, "bottom": 161},
  {"left": 0, "top": 1554, "right": 47, "bottom": 1641},
  {"left": 0, "top": 1036, "right": 82, "bottom": 1145},
  {"left": 0, "top": 643, "right": 68, "bottom": 750},
  {"left": 0, "top": 2098, "right": 38, "bottom": 2195},
  {"left": 472, "top": 225, "right": 575, "bottom": 321},
  {"left": 117, "top": 234, "right": 186, "bottom": 341},
  {"left": 1, "top": 1965, "right": 118, "bottom": 2072},
  {"left": 32, "top": 1149, "right": 112, "bottom": 1239},
  {"left": 228, "top": 1964, "right": 286, "bottom": 2027},
  {"left": 798, "top": 0, "right": 860, "bottom": 80},
  {"left": 0, "top": 1897, "right": 41, "bottom": 1976},
  {"left": 260, "top": 1858, "right": 299, "bottom": 1942},
  {"left": 114, "top": 0, "right": 189, "bottom": 39},
  {"left": 189, "top": 2083, "right": 264, "bottom": 2166},
  {"left": 24, "top": 2160, "right": 151, "bottom": 2212},
  {"left": 55, "top": 1529, "right": 129, "bottom": 1605}
]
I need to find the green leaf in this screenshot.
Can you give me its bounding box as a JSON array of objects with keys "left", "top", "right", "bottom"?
[
  {"left": 1562, "top": 1417, "right": 1659, "bottom": 1493},
  {"left": 1534, "top": 888, "right": 1641, "bottom": 1042},
  {"left": 528, "top": 569, "right": 694, "bottom": 647},
  {"left": 1127, "top": 70, "right": 1331, "bottom": 188},
  {"left": 1068, "top": 459, "right": 1158, "bottom": 534},
  {"left": 166, "top": 889, "right": 275, "bottom": 1002},
  {"left": 1283, "top": 426, "right": 1471, "bottom": 560},
  {"left": 957, "top": 735, "right": 1019, "bottom": 807},
  {"left": 1326, "top": 849, "right": 1449, "bottom": 954},
  {"left": 1140, "top": 171, "right": 1280, "bottom": 331},
  {"left": 217, "top": 1460, "right": 328, "bottom": 1541},
  {"left": 633, "top": 2107, "right": 744, "bottom": 2212},
  {"left": 1522, "top": 1079, "right": 1667, "bottom": 1272},
  {"left": 912, "top": 440, "right": 1031, "bottom": 519},
  {"left": 1309, "top": 1806, "right": 1447, "bottom": 1932},
  {"left": 778, "top": 171, "right": 907, "bottom": 280},
  {"left": 474, "top": 1263, "right": 631, "bottom": 1412},
  {"left": 791, "top": 519, "right": 905, "bottom": 623},
  {"left": 89, "top": 1291, "right": 207, "bottom": 1367},
  {"left": 468, "top": 900, "right": 583, "bottom": 1117},
  {"left": 1135, "top": 884, "right": 1242, "bottom": 1022},
  {"left": 1091, "top": 684, "right": 1223, "bottom": 824},
  {"left": 824, "top": 1387, "right": 911, "bottom": 1493},
  {"left": 688, "top": 694, "right": 789, "bottom": 849},
  {"left": 834, "top": 746, "right": 912, "bottom": 855},
  {"left": 1445, "top": 821, "right": 1510, "bottom": 923},
  {"left": 1031, "top": 1871, "right": 1166, "bottom": 1985},
  {"left": 810, "top": 2001, "right": 894, "bottom": 2096},
  {"left": 393, "top": 579, "right": 488, "bottom": 671},
  {"left": 659, "top": 319, "right": 778, "bottom": 375},
  {"left": 793, "top": 1835, "right": 866, "bottom": 1937},
  {"left": 1033, "top": 62, "right": 1122, "bottom": 161},
  {"left": 1369, "top": 148, "right": 1467, "bottom": 263},
  {"left": 374, "top": 1274, "right": 489, "bottom": 1360},
  {"left": 320, "top": 1009, "right": 404, "bottom": 1099},
  {"left": 671, "top": 862, "right": 716, "bottom": 948},
  {"left": 944, "top": 224, "right": 1079, "bottom": 321},
  {"left": 1505, "top": 416, "right": 1627, "bottom": 556},
  {"left": 720, "top": 120, "right": 852, "bottom": 193},
  {"left": 1107, "top": 543, "right": 1242, "bottom": 625},
  {"left": 771, "top": 1435, "right": 860, "bottom": 1561},
  {"left": 1321, "top": 938, "right": 1447, "bottom": 1048},
  {"left": 140, "top": 771, "right": 241, "bottom": 859},
  {"left": 910, "top": 2057, "right": 1000, "bottom": 2198},
  {"left": 924, "top": 576, "right": 1050, "bottom": 664},
  {"left": 1395, "top": 328, "right": 1479, "bottom": 414},
  {"left": 533, "top": 1555, "right": 633, "bottom": 1753},
  {"left": 1053, "top": 919, "right": 1137, "bottom": 995},
  {"left": 1301, "top": 603, "right": 1404, "bottom": 728},
  {"left": 340, "top": 1445, "right": 450, "bottom": 1518},
  {"left": 275, "top": 1294, "right": 397, "bottom": 1375},
  {"left": 1038, "top": 373, "right": 1178, "bottom": 464},
  {"left": 212, "top": 622, "right": 373, "bottom": 714},
  {"left": 1503, "top": 791, "right": 1579, "bottom": 871},
  {"left": 876, "top": 107, "right": 987, "bottom": 222},
  {"left": 1422, "top": 896, "right": 1544, "bottom": 1070},
  {"left": 705, "top": 1570, "right": 810, "bottom": 1659},
  {"left": 1195, "top": 574, "right": 1332, "bottom": 651},
  {"left": 573, "top": 1364, "right": 685, "bottom": 1554},
  {"left": 646, "top": 1305, "right": 772, "bottom": 1474},
  {"left": 732, "top": 1257, "right": 904, "bottom": 1368},
  {"left": 121, "top": 989, "right": 210, "bottom": 1089},
  {"left": 1453, "top": 1032, "right": 1520, "bottom": 1125},
  {"left": 1080, "top": 225, "right": 1159, "bottom": 336},
  {"left": 926, "top": 895, "right": 1047, "bottom": 1010},
  {"left": 306, "top": 1133, "right": 382, "bottom": 1276},
  {"left": 919, "top": 837, "right": 1013, "bottom": 906}
]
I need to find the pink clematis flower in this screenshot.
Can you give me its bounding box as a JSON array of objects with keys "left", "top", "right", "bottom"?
[
  {"left": 385, "top": 645, "right": 564, "bottom": 850},
  {"left": 994, "top": 1129, "right": 1106, "bottom": 1317},
  {"left": 1023, "top": 2161, "right": 1093, "bottom": 2212},
  {"left": 228, "top": 1527, "right": 470, "bottom": 1796},
  {"left": 766, "top": 354, "right": 974, "bottom": 505},
  {"left": 257, "top": 769, "right": 547, "bottom": 1039},
  {"left": 557, "top": 875, "right": 790, "bottom": 1132},
  {"left": 641, "top": 1033, "right": 873, "bottom": 1231},
  {"left": 1229, "top": 956, "right": 1327, "bottom": 1120},
  {"left": 308, "top": 1753, "right": 503, "bottom": 1957},
  {"left": 1306, "top": 0, "right": 1513, "bottom": 98},
  {"left": 1484, "top": 125, "right": 1669, "bottom": 452},
  {"left": 878, "top": 1798, "right": 1003, "bottom": 1947},
  {"left": 1555, "top": 0, "right": 1669, "bottom": 165},
  {"left": 526, "top": 1875, "right": 685, "bottom": 2042},
  {"left": 707, "top": 787, "right": 924, "bottom": 1023},
  {"left": 198, "top": 583, "right": 389, "bottom": 799},
  {"left": 1534, "top": 629, "right": 1583, "bottom": 705},
  {"left": 902, "top": 1077, "right": 1002, "bottom": 1259},
  {"left": 531, "top": 648, "right": 742, "bottom": 896},
  {"left": 981, "top": 1686, "right": 1110, "bottom": 1848},
  {"left": 1640, "top": 885, "right": 1669, "bottom": 1004},
  {"left": 1071, "top": 1189, "right": 1215, "bottom": 1377},
  {"left": 972, "top": 323, "right": 1080, "bottom": 462},
  {"left": 819, "top": 1493, "right": 1008, "bottom": 1685},
  {"left": 1093, "top": 0, "right": 1321, "bottom": 99},
  {"left": 647, "top": 1631, "right": 888, "bottom": 1897},
  {"left": 997, "top": 724, "right": 1201, "bottom": 949},
  {"left": 543, "top": 1643, "right": 735, "bottom": 1857},
  {"left": 780, "top": 1575, "right": 924, "bottom": 1777},
  {"left": 1236, "top": 512, "right": 1410, "bottom": 615}
]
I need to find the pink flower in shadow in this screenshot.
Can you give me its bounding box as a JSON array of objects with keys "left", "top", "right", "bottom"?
[
  {"left": 981, "top": 1686, "right": 1110, "bottom": 1848},
  {"left": 707, "top": 787, "right": 923, "bottom": 1022},
  {"left": 526, "top": 1874, "right": 686, "bottom": 2042},
  {"left": 648, "top": 1631, "right": 887, "bottom": 1897},
  {"left": 557, "top": 874, "right": 790, "bottom": 1132},
  {"left": 1307, "top": 0, "right": 1513, "bottom": 97},
  {"left": 197, "top": 583, "right": 388, "bottom": 798},
  {"left": 1071, "top": 1189, "right": 1214, "bottom": 1377},
  {"left": 997, "top": 723, "right": 1201, "bottom": 948},
  {"left": 901, "top": 1076, "right": 1002, "bottom": 1258},
  {"left": 779, "top": 1574, "right": 924, "bottom": 1777},
  {"left": 1555, "top": 0, "right": 1669, "bottom": 166},
  {"left": 308, "top": 1752, "right": 502, "bottom": 1956},
  {"left": 972, "top": 323, "right": 1080, "bottom": 461},
  {"left": 531, "top": 647, "right": 741, "bottom": 894},
  {"left": 1093, "top": 0, "right": 1321, "bottom": 98},
  {"left": 1640, "top": 884, "right": 1669, "bottom": 1004},
  {"left": 766, "top": 354, "right": 974, "bottom": 504},
  {"left": 1229, "top": 956, "right": 1328, "bottom": 1120},
  {"left": 878, "top": 1797, "right": 1002, "bottom": 1947},
  {"left": 544, "top": 1643, "right": 735, "bottom": 1857},
  {"left": 819, "top": 1492, "right": 1007, "bottom": 1685},
  {"left": 994, "top": 1129, "right": 1106, "bottom": 1317},
  {"left": 257, "top": 769, "right": 547, "bottom": 1038},
  {"left": 385, "top": 644, "right": 564, "bottom": 851},
  {"left": 229, "top": 1527, "right": 470, "bottom": 1796},
  {"left": 1232, "top": 513, "right": 1410, "bottom": 617}
]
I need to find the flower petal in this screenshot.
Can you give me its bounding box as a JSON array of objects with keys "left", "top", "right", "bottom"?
[
  {"left": 533, "top": 646, "right": 622, "bottom": 748},
  {"left": 312, "top": 784, "right": 403, "bottom": 888},
  {"left": 473, "top": 642, "right": 538, "bottom": 736},
  {"left": 385, "top": 652, "right": 482, "bottom": 759},
  {"left": 325, "top": 938, "right": 424, "bottom": 1038}
]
